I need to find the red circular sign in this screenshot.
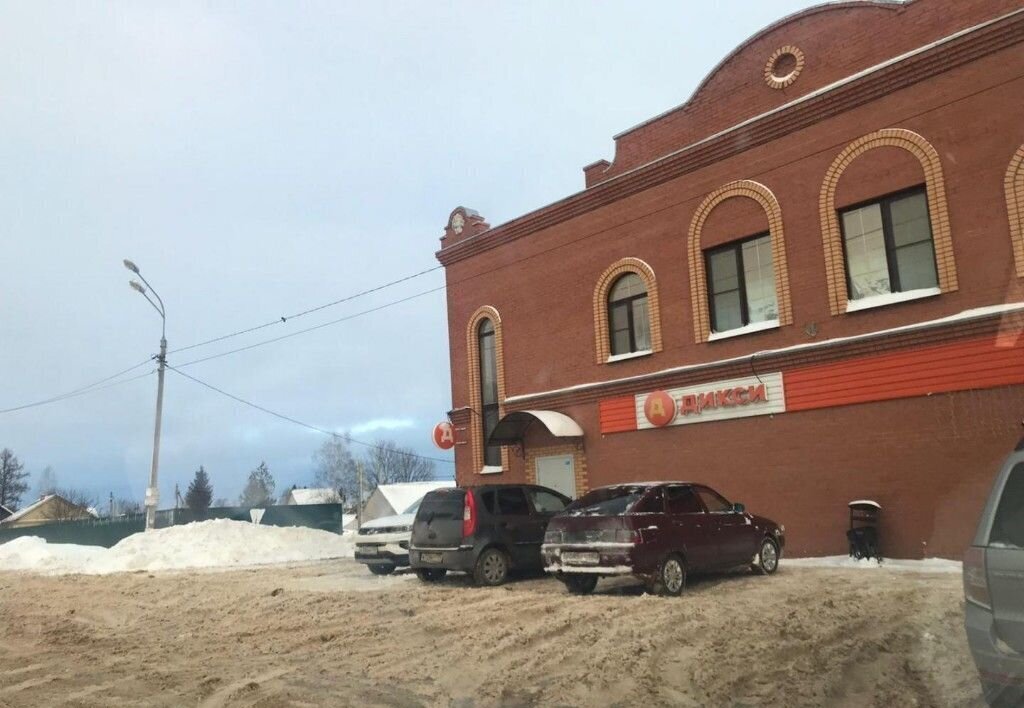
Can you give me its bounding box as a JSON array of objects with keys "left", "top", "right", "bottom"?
[
  {"left": 432, "top": 421, "right": 456, "bottom": 450},
  {"left": 643, "top": 390, "right": 677, "bottom": 427}
]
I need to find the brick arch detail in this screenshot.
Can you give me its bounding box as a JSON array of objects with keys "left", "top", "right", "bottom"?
[
  {"left": 687, "top": 180, "right": 793, "bottom": 343},
  {"left": 466, "top": 306, "right": 509, "bottom": 474},
  {"left": 819, "top": 128, "right": 958, "bottom": 315},
  {"left": 1006, "top": 145, "right": 1024, "bottom": 278},
  {"left": 592, "top": 257, "right": 663, "bottom": 364}
]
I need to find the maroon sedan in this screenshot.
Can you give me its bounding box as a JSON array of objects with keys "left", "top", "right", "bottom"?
[{"left": 542, "top": 482, "right": 784, "bottom": 595}]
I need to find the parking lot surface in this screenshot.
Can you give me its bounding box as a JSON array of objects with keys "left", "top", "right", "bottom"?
[{"left": 0, "top": 560, "right": 985, "bottom": 707}]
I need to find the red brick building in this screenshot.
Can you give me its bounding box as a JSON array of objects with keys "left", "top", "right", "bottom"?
[{"left": 435, "top": 0, "right": 1024, "bottom": 558}]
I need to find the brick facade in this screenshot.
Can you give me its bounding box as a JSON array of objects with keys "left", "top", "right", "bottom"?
[{"left": 437, "top": 0, "right": 1024, "bottom": 559}]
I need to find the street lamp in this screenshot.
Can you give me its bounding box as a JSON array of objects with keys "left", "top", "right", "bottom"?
[{"left": 124, "top": 259, "right": 167, "bottom": 531}]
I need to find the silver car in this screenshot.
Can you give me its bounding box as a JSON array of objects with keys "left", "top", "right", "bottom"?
[{"left": 964, "top": 440, "right": 1024, "bottom": 707}]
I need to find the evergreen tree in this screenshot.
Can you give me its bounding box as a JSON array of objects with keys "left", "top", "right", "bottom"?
[
  {"left": 239, "top": 461, "right": 275, "bottom": 507},
  {"left": 185, "top": 466, "right": 213, "bottom": 511},
  {"left": 0, "top": 448, "right": 30, "bottom": 510}
]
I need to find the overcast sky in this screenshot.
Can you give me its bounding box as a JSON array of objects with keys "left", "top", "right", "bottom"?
[{"left": 0, "top": 1, "right": 817, "bottom": 507}]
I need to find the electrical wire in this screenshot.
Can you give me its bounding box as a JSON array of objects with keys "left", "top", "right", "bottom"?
[
  {"left": 169, "top": 265, "right": 442, "bottom": 355},
  {"left": 166, "top": 364, "right": 454, "bottom": 465},
  {"left": 0, "top": 366, "right": 155, "bottom": 414}
]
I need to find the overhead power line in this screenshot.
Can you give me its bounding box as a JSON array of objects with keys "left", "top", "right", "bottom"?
[
  {"left": 0, "top": 360, "right": 154, "bottom": 415},
  {"left": 166, "top": 364, "right": 454, "bottom": 465},
  {"left": 169, "top": 265, "right": 442, "bottom": 355}
]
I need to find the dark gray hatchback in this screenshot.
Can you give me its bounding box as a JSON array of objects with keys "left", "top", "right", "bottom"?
[{"left": 409, "top": 484, "right": 570, "bottom": 586}]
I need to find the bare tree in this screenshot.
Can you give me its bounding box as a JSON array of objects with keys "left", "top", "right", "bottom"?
[
  {"left": 312, "top": 436, "right": 356, "bottom": 503},
  {"left": 113, "top": 498, "right": 143, "bottom": 516},
  {"left": 0, "top": 448, "right": 30, "bottom": 511},
  {"left": 36, "top": 465, "right": 57, "bottom": 497},
  {"left": 41, "top": 488, "right": 97, "bottom": 522},
  {"left": 362, "top": 439, "right": 435, "bottom": 489}
]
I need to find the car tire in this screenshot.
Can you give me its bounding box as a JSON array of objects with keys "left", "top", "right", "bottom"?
[
  {"left": 754, "top": 537, "right": 780, "bottom": 575},
  {"left": 367, "top": 564, "right": 395, "bottom": 576},
  {"left": 415, "top": 568, "right": 447, "bottom": 583},
  {"left": 657, "top": 554, "right": 687, "bottom": 596},
  {"left": 560, "top": 574, "right": 598, "bottom": 595},
  {"left": 473, "top": 548, "right": 510, "bottom": 586}
]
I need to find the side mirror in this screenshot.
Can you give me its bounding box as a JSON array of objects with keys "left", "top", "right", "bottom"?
[{"left": 732, "top": 502, "right": 746, "bottom": 514}]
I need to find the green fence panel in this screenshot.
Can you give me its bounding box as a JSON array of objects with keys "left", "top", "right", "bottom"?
[{"left": 0, "top": 504, "right": 345, "bottom": 548}]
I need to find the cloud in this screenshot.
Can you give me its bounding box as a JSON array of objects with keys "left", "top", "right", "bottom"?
[{"left": 349, "top": 418, "right": 416, "bottom": 436}]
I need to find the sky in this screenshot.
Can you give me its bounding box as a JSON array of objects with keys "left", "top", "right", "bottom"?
[{"left": 0, "top": 0, "right": 818, "bottom": 507}]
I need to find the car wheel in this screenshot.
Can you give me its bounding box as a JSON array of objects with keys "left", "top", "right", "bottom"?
[
  {"left": 755, "top": 537, "right": 780, "bottom": 575},
  {"left": 367, "top": 564, "right": 395, "bottom": 576},
  {"left": 415, "top": 568, "right": 447, "bottom": 583},
  {"left": 473, "top": 548, "right": 509, "bottom": 586},
  {"left": 658, "top": 554, "right": 687, "bottom": 596},
  {"left": 560, "top": 574, "right": 598, "bottom": 595}
]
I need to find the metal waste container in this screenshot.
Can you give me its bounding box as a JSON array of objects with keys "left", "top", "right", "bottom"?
[{"left": 847, "top": 500, "right": 881, "bottom": 560}]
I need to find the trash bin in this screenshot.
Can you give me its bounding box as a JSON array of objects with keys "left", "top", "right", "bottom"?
[{"left": 847, "top": 500, "right": 881, "bottom": 560}]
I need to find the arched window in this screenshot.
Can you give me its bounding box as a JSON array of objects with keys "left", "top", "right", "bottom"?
[
  {"left": 608, "top": 273, "right": 650, "bottom": 356},
  {"left": 477, "top": 318, "right": 501, "bottom": 467}
]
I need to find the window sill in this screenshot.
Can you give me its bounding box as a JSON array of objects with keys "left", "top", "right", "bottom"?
[
  {"left": 846, "top": 287, "right": 940, "bottom": 313},
  {"left": 606, "top": 349, "right": 653, "bottom": 364},
  {"left": 479, "top": 465, "right": 504, "bottom": 475},
  {"left": 707, "top": 319, "right": 780, "bottom": 342}
]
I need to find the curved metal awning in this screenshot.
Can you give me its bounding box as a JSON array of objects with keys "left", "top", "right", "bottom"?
[{"left": 487, "top": 410, "right": 585, "bottom": 446}]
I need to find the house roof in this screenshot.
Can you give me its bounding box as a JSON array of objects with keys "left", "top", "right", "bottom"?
[
  {"left": 287, "top": 488, "right": 338, "bottom": 505},
  {"left": 1, "top": 494, "right": 56, "bottom": 524},
  {"left": 0, "top": 494, "right": 97, "bottom": 525},
  {"left": 375, "top": 481, "right": 455, "bottom": 515},
  {"left": 0, "top": 503, "right": 12, "bottom": 520}
]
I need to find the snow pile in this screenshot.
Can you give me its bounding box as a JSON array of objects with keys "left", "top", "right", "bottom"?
[
  {"left": 786, "top": 555, "right": 961, "bottom": 573},
  {"left": 0, "top": 520, "right": 354, "bottom": 575}
]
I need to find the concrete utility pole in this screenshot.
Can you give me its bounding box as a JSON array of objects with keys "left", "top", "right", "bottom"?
[
  {"left": 356, "top": 461, "right": 365, "bottom": 529},
  {"left": 123, "top": 259, "right": 167, "bottom": 532}
]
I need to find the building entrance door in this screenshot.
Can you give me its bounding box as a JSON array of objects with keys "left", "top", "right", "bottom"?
[{"left": 536, "top": 455, "right": 576, "bottom": 499}]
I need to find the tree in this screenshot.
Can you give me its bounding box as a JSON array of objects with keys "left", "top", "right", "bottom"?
[
  {"left": 0, "top": 448, "right": 30, "bottom": 511},
  {"left": 239, "top": 462, "right": 275, "bottom": 507},
  {"left": 36, "top": 465, "right": 57, "bottom": 497},
  {"left": 312, "top": 436, "right": 356, "bottom": 503},
  {"left": 362, "top": 439, "right": 435, "bottom": 489},
  {"left": 42, "top": 488, "right": 97, "bottom": 521},
  {"left": 113, "top": 498, "right": 142, "bottom": 516},
  {"left": 185, "top": 466, "right": 213, "bottom": 511}
]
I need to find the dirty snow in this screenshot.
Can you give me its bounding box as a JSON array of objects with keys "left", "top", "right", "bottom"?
[
  {"left": 786, "top": 555, "right": 962, "bottom": 573},
  {"left": 0, "top": 520, "right": 354, "bottom": 575}
]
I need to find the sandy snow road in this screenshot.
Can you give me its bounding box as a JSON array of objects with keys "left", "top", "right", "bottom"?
[{"left": 0, "top": 559, "right": 985, "bottom": 707}]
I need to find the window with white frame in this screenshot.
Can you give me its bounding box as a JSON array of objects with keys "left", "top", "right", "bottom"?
[
  {"left": 705, "top": 233, "right": 778, "bottom": 333},
  {"left": 840, "top": 187, "right": 938, "bottom": 301}
]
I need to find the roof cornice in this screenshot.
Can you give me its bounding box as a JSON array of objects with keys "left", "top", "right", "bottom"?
[{"left": 436, "top": 7, "right": 1024, "bottom": 267}]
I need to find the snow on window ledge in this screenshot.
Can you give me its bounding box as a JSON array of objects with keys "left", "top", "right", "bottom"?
[
  {"left": 479, "top": 465, "right": 504, "bottom": 475},
  {"left": 846, "top": 287, "right": 941, "bottom": 313},
  {"left": 605, "top": 349, "right": 653, "bottom": 364},
  {"left": 707, "top": 319, "right": 780, "bottom": 342}
]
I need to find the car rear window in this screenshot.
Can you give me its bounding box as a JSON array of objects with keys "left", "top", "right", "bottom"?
[
  {"left": 418, "top": 491, "right": 465, "bottom": 520},
  {"left": 564, "top": 485, "right": 648, "bottom": 516},
  {"left": 990, "top": 462, "right": 1024, "bottom": 548}
]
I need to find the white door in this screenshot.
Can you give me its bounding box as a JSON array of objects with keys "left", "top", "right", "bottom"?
[{"left": 536, "top": 455, "right": 576, "bottom": 499}]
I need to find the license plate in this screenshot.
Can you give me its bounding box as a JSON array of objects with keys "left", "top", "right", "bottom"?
[
  {"left": 562, "top": 551, "right": 600, "bottom": 565},
  {"left": 420, "top": 552, "right": 443, "bottom": 564},
  {"left": 359, "top": 546, "right": 379, "bottom": 556}
]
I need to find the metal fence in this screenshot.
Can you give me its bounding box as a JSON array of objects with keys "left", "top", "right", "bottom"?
[{"left": 0, "top": 503, "right": 345, "bottom": 548}]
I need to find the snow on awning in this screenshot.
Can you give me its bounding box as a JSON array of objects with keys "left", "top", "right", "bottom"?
[
  {"left": 849, "top": 500, "right": 882, "bottom": 509},
  {"left": 487, "top": 410, "right": 585, "bottom": 446}
]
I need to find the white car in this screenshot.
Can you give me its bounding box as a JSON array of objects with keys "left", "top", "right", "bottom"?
[{"left": 354, "top": 500, "right": 420, "bottom": 575}]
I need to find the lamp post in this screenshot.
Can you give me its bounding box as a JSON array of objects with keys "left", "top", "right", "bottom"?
[{"left": 124, "top": 259, "right": 166, "bottom": 531}]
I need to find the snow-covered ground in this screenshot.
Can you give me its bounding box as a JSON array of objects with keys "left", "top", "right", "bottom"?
[
  {"left": 786, "top": 555, "right": 962, "bottom": 573},
  {"left": 0, "top": 520, "right": 354, "bottom": 575}
]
